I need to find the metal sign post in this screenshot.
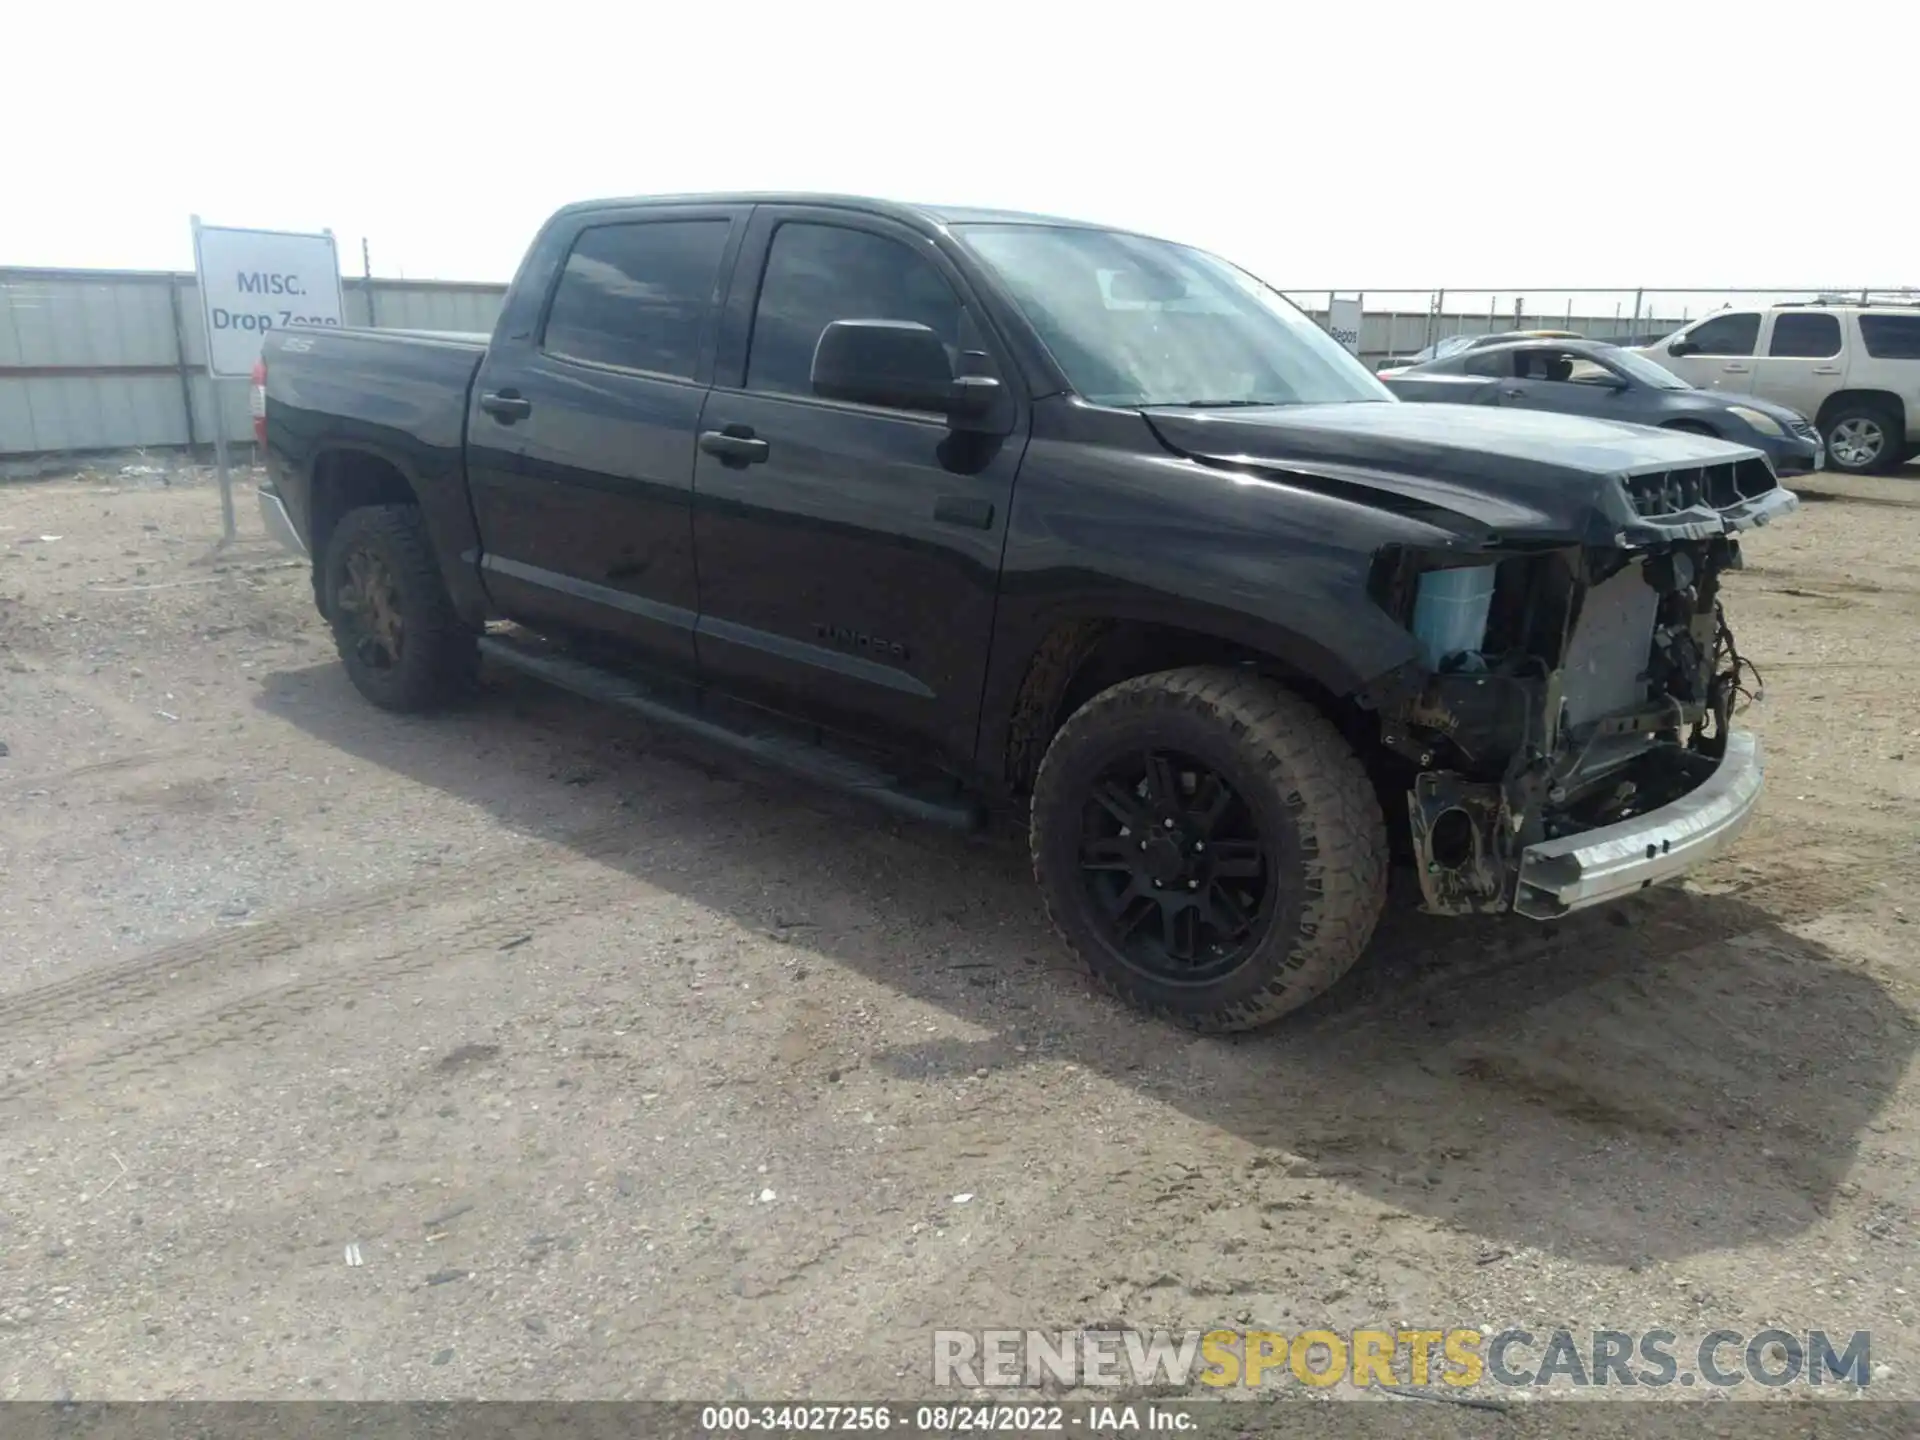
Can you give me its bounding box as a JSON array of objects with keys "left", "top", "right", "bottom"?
[
  {"left": 188, "top": 215, "right": 345, "bottom": 548},
  {"left": 211, "top": 389, "right": 236, "bottom": 542},
  {"left": 190, "top": 216, "right": 237, "bottom": 544}
]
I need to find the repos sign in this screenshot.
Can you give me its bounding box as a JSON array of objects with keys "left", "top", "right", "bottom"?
[
  {"left": 1327, "top": 296, "right": 1364, "bottom": 357},
  {"left": 191, "top": 219, "right": 345, "bottom": 379}
]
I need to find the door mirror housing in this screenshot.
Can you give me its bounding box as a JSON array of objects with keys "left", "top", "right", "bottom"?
[
  {"left": 1667, "top": 339, "right": 1699, "bottom": 357},
  {"left": 812, "top": 319, "right": 951, "bottom": 413},
  {"left": 947, "top": 351, "right": 1004, "bottom": 432},
  {"left": 810, "top": 320, "right": 1004, "bottom": 431}
]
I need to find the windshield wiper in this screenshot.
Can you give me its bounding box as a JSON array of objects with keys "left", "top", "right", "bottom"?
[{"left": 1146, "top": 399, "right": 1285, "bottom": 409}]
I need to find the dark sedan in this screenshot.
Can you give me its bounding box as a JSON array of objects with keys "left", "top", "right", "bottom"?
[
  {"left": 1374, "top": 329, "right": 1585, "bottom": 377},
  {"left": 1384, "top": 338, "right": 1823, "bottom": 476}
]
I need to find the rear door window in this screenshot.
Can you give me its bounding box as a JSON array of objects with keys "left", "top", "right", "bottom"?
[
  {"left": 542, "top": 220, "right": 733, "bottom": 379},
  {"left": 1859, "top": 313, "right": 1920, "bottom": 360},
  {"left": 1768, "top": 312, "right": 1842, "bottom": 358},
  {"left": 1685, "top": 313, "right": 1760, "bottom": 355}
]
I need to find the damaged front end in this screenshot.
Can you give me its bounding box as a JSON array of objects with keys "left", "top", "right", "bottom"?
[{"left": 1371, "top": 451, "right": 1795, "bottom": 919}]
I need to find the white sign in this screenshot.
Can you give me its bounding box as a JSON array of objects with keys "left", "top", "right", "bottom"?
[
  {"left": 1327, "top": 296, "right": 1364, "bottom": 356},
  {"left": 191, "top": 220, "right": 345, "bottom": 378}
]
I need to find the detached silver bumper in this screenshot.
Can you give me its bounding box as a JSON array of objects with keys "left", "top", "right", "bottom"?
[
  {"left": 1512, "top": 731, "right": 1764, "bottom": 919},
  {"left": 257, "top": 485, "right": 307, "bottom": 558}
]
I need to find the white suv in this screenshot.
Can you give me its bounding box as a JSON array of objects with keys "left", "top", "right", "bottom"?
[{"left": 1636, "top": 303, "right": 1920, "bottom": 475}]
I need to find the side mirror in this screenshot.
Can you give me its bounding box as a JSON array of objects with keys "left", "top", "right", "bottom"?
[
  {"left": 812, "top": 319, "right": 952, "bottom": 413},
  {"left": 810, "top": 320, "right": 1004, "bottom": 431},
  {"left": 1668, "top": 339, "right": 1699, "bottom": 357}
]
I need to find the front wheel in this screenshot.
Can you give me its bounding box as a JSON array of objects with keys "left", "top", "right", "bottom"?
[
  {"left": 1030, "top": 668, "right": 1388, "bottom": 1032},
  {"left": 1823, "top": 403, "right": 1901, "bottom": 475},
  {"left": 322, "top": 504, "right": 477, "bottom": 712}
]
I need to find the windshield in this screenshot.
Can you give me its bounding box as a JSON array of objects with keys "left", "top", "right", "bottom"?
[
  {"left": 1601, "top": 346, "right": 1692, "bottom": 390},
  {"left": 955, "top": 224, "right": 1390, "bottom": 408}
]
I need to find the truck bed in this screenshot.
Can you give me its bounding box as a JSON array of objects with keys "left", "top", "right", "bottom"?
[{"left": 258, "top": 324, "right": 493, "bottom": 624}]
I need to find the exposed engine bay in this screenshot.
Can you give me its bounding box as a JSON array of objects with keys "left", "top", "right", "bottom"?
[{"left": 1371, "top": 456, "right": 1783, "bottom": 917}]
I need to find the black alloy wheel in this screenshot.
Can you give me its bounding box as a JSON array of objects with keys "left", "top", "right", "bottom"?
[
  {"left": 1030, "top": 668, "right": 1388, "bottom": 1032},
  {"left": 1076, "top": 747, "right": 1277, "bottom": 984}
]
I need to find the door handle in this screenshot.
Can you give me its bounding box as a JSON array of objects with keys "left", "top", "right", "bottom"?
[
  {"left": 698, "top": 427, "right": 770, "bottom": 466},
  {"left": 1723, "top": 362, "right": 1751, "bottom": 373},
  {"left": 933, "top": 495, "right": 994, "bottom": 529},
  {"left": 480, "top": 391, "right": 532, "bottom": 422},
  {"left": 1814, "top": 365, "right": 1842, "bottom": 375}
]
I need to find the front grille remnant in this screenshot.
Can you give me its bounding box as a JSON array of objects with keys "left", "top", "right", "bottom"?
[{"left": 1622, "top": 458, "right": 1776, "bottom": 519}]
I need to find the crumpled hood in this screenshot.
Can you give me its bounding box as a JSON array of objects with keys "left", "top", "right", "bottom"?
[{"left": 1143, "top": 400, "right": 1780, "bottom": 545}]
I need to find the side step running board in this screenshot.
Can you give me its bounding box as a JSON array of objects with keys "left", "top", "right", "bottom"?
[{"left": 477, "top": 634, "right": 984, "bottom": 833}]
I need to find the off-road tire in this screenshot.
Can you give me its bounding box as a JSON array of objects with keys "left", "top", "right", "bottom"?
[
  {"left": 1823, "top": 401, "right": 1903, "bottom": 476},
  {"left": 1030, "top": 667, "right": 1387, "bottom": 1032},
  {"left": 322, "top": 504, "right": 476, "bottom": 712}
]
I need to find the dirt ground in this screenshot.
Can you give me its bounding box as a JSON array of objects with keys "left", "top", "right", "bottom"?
[{"left": 0, "top": 459, "right": 1917, "bottom": 1410}]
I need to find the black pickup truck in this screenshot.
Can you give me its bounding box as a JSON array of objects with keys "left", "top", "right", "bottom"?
[{"left": 256, "top": 192, "right": 1796, "bottom": 1032}]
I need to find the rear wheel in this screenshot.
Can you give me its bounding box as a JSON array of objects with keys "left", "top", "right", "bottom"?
[
  {"left": 322, "top": 505, "right": 476, "bottom": 711},
  {"left": 1823, "top": 402, "right": 1901, "bottom": 475},
  {"left": 1030, "top": 667, "right": 1387, "bottom": 1032}
]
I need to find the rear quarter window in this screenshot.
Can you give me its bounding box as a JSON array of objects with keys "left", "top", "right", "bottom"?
[{"left": 1859, "top": 314, "right": 1920, "bottom": 360}]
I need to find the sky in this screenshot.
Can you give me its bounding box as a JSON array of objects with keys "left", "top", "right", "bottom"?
[{"left": 8, "top": 0, "right": 1912, "bottom": 308}]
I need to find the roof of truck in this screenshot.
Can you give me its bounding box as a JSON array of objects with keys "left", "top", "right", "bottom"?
[{"left": 559, "top": 193, "right": 1124, "bottom": 233}]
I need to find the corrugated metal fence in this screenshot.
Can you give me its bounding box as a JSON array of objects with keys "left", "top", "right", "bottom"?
[
  {"left": 8, "top": 267, "right": 1906, "bottom": 459},
  {"left": 0, "top": 268, "right": 507, "bottom": 459}
]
